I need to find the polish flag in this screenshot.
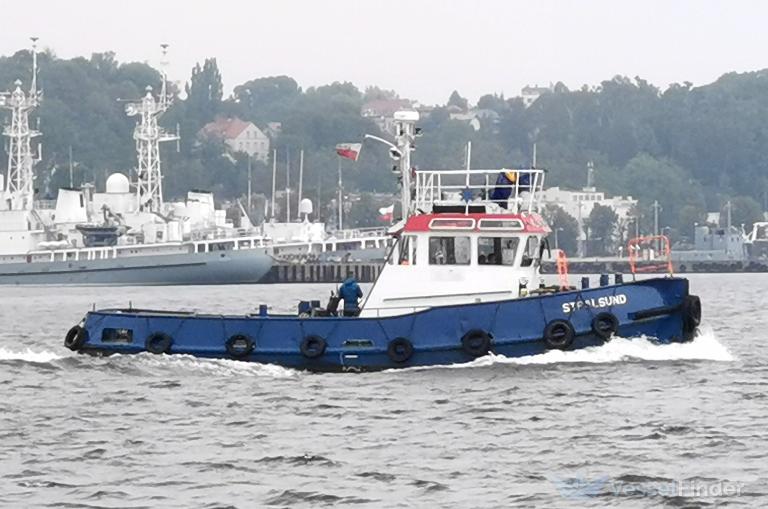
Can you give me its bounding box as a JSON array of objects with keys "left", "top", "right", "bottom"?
[
  {"left": 378, "top": 204, "right": 394, "bottom": 222},
  {"left": 335, "top": 143, "right": 362, "bottom": 161}
]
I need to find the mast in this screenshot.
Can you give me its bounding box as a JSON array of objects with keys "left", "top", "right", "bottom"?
[
  {"left": 1, "top": 37, "right": 42, "bottom": 211},
  {"left": 270, "top": 149, "right": 276, "bottom": 220},
  {"left": 247, "top": 156, "right": 252, "bottom": 216},
  {"left": 337, "top": 157, "right": 343, "bottom": 230},
  {"left": 393, "top": 111, "right": 419, "bottom": 219},
  {"left": 297, "top": 148, "right": 304, "bottom": 218},
  {"left": 363, "top": 110, "right": 420, "bottom": 221},
  {"left": 285, "top": 148, "right": 290, "bottom": 222},
  {"left": 125, "top": 43, "right": 179, "bottom": 213}
]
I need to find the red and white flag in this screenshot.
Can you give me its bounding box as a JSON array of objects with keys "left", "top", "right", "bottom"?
[
  {"left": 335, "top": 143, "right": 362, "bottom": 161},
  {"left": 378, "top": 204, "right": 394, "bottom": 222}
]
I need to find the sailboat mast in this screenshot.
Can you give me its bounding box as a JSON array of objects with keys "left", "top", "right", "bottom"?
[
  {"left": 297, "top": 149, "right": 304, "bottom": 218},
  {"left": 337, "top": 157, "right": 343, "bottom": 230},
  {"left": 270, "top": 149, "right": 277, "bottom": 220},
  {"left": 285, "top": 148, "right": 290, "bottom": 222}
]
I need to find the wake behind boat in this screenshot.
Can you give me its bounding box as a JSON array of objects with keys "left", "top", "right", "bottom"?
[{"left": 66, "top": 111, "right": 702, "bottom": 371}]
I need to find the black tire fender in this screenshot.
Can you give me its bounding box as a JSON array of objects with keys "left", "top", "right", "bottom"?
[
  {"left": 387, "top": 337, "right": 414, "bottom": 363},
  {"left": 543, "top": 319, "right": 575, "bottom": 350},
  {"left": 146, "top": 332, "right": 173, "bottom": 354},
  {"left": 64, "top": 325, "right": 88, "bottom": 351},
  {"left": 591, "top": 312, "right": 619, "bottom": 340},
  {"left": 226, "top": 334, "right": 254, "bottom": 357},
  {"left": 461, "top": 329, "right": 492, "bottom": 357},
  {"left": 300, "top": 335, "right": 326, "bottom": 359},
  {"left": 682, "top": 295, "right": 702, "bottom": 341}
]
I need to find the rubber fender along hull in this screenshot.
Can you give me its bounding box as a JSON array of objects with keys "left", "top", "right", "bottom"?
[{"left": 73, "top": 277, "right": 698, "bottom": 372}]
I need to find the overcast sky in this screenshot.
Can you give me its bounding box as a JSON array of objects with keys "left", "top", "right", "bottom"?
[{"left": 1, "top": 0, "right": 766, "bottom": 104}]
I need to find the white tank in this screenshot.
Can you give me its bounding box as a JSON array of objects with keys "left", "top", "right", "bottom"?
[
  {"left": 299, "top": 198, "right": 313, "bottom": 216},
  {"left": 105, "top": 173, "right": 130, "bottom": 194}
]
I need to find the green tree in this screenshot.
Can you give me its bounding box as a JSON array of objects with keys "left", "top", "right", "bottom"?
[
  {"left": 723, "top": 196, "right": 763, "bottom": 231},
  {"left": 676, "top": 204, "right": 707, "bottom": 242},
  {"left": 184, "top": 58, "right": 223, "bottom": 128},
  {"left": 543, "top": 205, "right": 579, "bottom": 254},
  {"left": 447, "top": 90, "right": 468, "bottom": 111},
  {"left": 347, "top": 193, "right": 383, "bottom": 228},
  {"left": 586, "top": 203, "right": 619, "bottom": 255},
  {"left": 477, "top": 93, "right": 507, "bottom": 113}
]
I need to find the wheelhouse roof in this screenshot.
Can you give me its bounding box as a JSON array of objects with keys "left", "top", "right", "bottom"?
[{"left": 399, "top": 213, "right": 551, "bottom": 235}]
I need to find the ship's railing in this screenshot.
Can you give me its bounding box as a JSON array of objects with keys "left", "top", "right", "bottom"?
[
  {"left": 627, "top": 235, "right": 674, "bottom": 277},
  {"left": 330, "top": 227, "right": 389, "bottom": 240},
  {"left": 415, "top": 168, "right": 546, "bottom": 214},
  {"left": 33, "top": 199, "right": 56, "bottom": 210}
]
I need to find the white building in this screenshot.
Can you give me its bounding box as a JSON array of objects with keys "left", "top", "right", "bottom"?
[
  {"left": 540, "top": 186, "right": 637, "bottom": 256},
  {"left": 361, "top": 99, "right": 413, "bottom": 134},
  {"left": 521, "top": 84, "right": 553, "bottom": 108},
  {"left": 448, "top": 108, "right": 500, "bottom": 131},
  {"left": 200, "top": 117, "right": 271, "bottom": 162}
]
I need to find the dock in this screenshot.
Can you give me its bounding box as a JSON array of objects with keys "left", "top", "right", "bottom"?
[{"left": 541, "top": 259, "right": 768, "bottom": 274}]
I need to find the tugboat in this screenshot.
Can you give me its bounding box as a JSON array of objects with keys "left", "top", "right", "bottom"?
[{"left": 65, "top": 111, "right": 702, "bottom": 371}]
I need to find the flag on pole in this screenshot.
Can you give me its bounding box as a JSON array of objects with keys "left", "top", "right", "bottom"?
[
  {"left": 378, "top": 204, "right": 394, "bottom": 222},
  {"left": 335, "top": 143, "right": 362, "bottom": 161}
]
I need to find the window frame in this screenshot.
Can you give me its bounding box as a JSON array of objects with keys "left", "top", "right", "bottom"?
[{"left": 428, "top": 235, "right": 472, "bottom": 265}]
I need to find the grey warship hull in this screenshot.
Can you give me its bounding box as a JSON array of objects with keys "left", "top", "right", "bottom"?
[{"left": 0, "top": 248, "right": 273, "bottom": 285}]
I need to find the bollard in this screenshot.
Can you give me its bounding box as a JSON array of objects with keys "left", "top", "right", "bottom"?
[{"left": 259, "top": 304, "right": 268, "bottom": 316}]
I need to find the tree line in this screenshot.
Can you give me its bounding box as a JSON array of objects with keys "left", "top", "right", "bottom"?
[{"left": 1, "top": 49, "right": 767, "bottom": 240}]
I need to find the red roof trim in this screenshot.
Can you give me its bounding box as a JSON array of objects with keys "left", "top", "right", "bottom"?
[{"left": 402, "top": 213, "right": 551, "bottom": 234}]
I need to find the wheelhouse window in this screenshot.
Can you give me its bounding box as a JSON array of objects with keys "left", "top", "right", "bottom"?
[
  {"left": 397, "top": 235, "right": 418, "bottom": 265},
  {"left": 429, "top": 236, "right": 470, "bottom": 265},
  {"left": 478, "top": 237, "right": 519, "bottom": 265},
  {"left": 521, "top": 236, "right": 538, "bottom": 267}
]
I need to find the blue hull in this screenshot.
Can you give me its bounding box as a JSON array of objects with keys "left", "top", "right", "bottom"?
[{"left": 70, "top": 277, "right": 700, "bottom": 372}]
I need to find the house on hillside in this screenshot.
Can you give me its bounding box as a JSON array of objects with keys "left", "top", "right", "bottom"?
[
  {"left": 521, "top": 84, "right": 553, "bottom": 107},
  {"left": 361, "top": 98, "right": 413, "bottom": 134},
  {"left": 199, "top": 117, "right": 271, "bottom": 162},
  {"left": 448, "top": 108, "right": 500, "bottom": 131}
]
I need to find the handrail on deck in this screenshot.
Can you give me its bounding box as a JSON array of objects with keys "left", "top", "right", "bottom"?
[
  {"left": 415, "top": 168, "right": 546, "bottom": 214},
  {"left": 627, "top": 235, "right": 674, "bottom": 278}
]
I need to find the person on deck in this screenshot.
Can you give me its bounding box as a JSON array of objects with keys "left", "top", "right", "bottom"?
[{"left": 338, "top": 275, "right": 363, "bottom": 317}]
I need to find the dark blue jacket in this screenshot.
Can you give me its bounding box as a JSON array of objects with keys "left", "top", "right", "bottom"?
[{"left": 338, "top": 278, "right": 363, "bottom": 310}]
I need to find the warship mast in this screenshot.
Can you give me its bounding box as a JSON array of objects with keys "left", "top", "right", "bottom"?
[
  {"left": 125, "top": 43, "right": 179, "bottom": 213},
  {"left": 0, "top": 37, "right": 42, "bottom": 211}
]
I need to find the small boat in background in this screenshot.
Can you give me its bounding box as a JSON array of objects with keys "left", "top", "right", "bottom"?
[{"left": 65, "top": 111, "right": 701, "bottom": 371}]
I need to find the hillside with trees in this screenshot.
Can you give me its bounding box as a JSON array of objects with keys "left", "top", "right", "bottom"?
[{"left": 1, "top": 48, "right": 767, "bottom": 238}]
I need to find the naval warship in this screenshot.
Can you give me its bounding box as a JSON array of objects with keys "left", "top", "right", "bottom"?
[{"left": 0, "top": 41, "right": 273, "bottom": 285}]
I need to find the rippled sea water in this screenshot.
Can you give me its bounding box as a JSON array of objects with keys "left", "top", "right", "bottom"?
[{"left": 0, "top": 274, "right": 766, "bottom": 508}]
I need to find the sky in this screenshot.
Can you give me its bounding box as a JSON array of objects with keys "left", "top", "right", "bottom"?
[{"left": 1, "top": 0, "right": 767, "bottom": 105}]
